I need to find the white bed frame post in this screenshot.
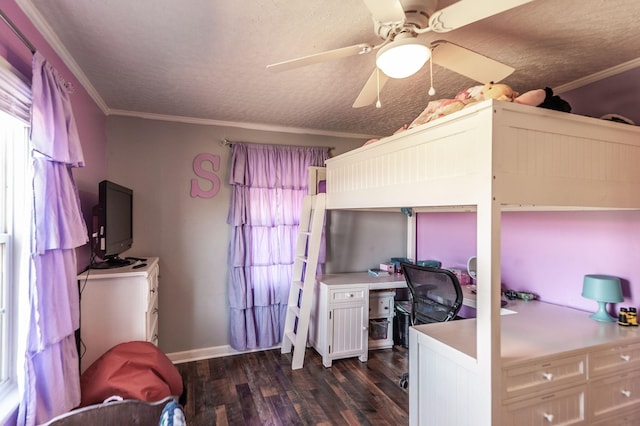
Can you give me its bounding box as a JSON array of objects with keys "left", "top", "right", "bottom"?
[
  {"left": 476, "top": 197, "right": 502, "bottom": 425},
  {"left": 406, "top": 214, "right": 417, "bottom": 261}
]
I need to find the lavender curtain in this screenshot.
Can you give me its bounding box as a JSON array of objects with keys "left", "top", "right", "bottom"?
[
  {"left": 18, "top": 52, "right": 88, "bottom": 425},
  {"left": 227, "top": 143, "right": 329, "bottom": 350}
]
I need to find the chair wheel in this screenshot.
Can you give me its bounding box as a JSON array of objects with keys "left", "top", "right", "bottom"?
[{"left": 399, "top": 373, "right": 409, "bottom": 389}]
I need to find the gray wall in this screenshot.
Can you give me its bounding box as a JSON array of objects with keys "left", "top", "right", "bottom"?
[{"left": 106, "top": 117, "right": 406, "bottom": 356}]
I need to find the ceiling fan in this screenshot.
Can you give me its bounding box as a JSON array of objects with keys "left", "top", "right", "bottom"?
[{"left": 266, "top": 0, "right": 533, "bottom": 108}]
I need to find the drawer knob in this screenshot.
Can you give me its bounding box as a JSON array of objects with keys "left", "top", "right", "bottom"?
[
  {"left": 621, "top": 389, "right": 631, "bottom": 398},
  {"left": 542, "top": 372, "right": 553, "bottom": 381},
  {"left": 543, "top": 413, "right": 554, "bottom": 422},
  {"left": 620, "top": 354, "right": 631, "bottom": 362}
]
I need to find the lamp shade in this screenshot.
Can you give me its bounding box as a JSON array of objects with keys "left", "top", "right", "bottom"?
[
  {"left": 582, "top": 275, "right": 623, "bottom": 302},
  {"left": 376, "top": 37, "right": 430, "bottom": 79},
  {"left": 581, "top": 274, "right": 623, "bottom": 322}
]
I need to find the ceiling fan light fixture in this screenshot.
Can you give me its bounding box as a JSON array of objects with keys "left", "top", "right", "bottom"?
[{"left": 376, "top": 37, "right": 430, "bottom": 79}]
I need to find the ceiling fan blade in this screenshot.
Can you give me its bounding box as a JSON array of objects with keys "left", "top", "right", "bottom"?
[
  {"left": 429, "top": 0, "right": 534, "bottom": 32},
  {"left": 362, "top": 0, "right": 406, "bottom": 24},
  {"left": 431, "top": 41, "right": 514, "bottom": 83},
  {"left": 267, "top": 43, "right": 373, "bottom": 73},
  {"left": 353, "top": 68, "right": 390, "bottom": 108}
]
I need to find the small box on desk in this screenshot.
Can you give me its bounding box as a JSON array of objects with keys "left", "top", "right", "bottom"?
[
  {"left": 390, "top": 257, "right": 412, "bottom": 274},
  {"left": 379, "top": 263, "right": 395, "bottom": 274},
  {"left": 417, "top": 260, "right": 442, "bottom": 268}
]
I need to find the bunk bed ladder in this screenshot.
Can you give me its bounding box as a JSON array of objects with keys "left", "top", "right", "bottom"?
[{"left": 281, "top": 192, "right": 326, "bottom": 370}]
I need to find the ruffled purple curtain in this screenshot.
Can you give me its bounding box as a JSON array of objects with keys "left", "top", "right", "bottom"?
[
  {"left": 18, "top": 52, "right": 88, "bottom": 425},
  {"left": 227, "top": 143, "right": 329, "bottom": 350}
]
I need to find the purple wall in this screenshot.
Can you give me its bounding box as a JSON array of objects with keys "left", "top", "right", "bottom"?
[
  {"left": 416, "top": 210, "right": 640, "bottom": 315},
  {"left": 560, "top": 67, "right": 640, "bottom": 126},
  {"left": 0, "top": 1, "right": 107, "bottom": 269}
]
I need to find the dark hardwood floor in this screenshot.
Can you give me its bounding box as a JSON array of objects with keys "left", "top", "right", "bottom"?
[{"left": 175, "top": 346, "right": 409, "bottom": 425}]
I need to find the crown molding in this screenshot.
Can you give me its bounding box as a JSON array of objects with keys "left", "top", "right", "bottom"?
[
  {"left": 16, "top": 0, "right": 109, "bottom": 113},
  {"left": 554, "top": 57, "right": 640, "bottom": 94},
  {"left": 108, "top": 108, "right": 377, "bottom": 139}
]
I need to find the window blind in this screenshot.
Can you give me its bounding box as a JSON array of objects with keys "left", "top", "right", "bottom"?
[{"left": 0, "top": 56, "right": 31, "bottom": 123}]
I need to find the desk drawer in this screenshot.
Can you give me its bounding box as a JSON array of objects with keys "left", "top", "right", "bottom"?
[
  {"left": 589, "top": 369, "right": 640, "bottom": 422},
  {"left": 503, "top": 354, "right": 587, "bottom": 400},
  {"left": 502, "top": 384, "right": 586, "bottom": 425},
  {"left": 330, "top": 287, "right": 366, "bottom": 303},
  {"left": 369, "top": 290, "right": 395, "bottom": 318},
  {"left": 589, "top": 342, "right": 640, "bottom": 378}
]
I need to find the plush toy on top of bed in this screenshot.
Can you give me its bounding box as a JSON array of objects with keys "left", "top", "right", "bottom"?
[
  {"left": 408, "top": 82, "right": 519, "bottom": 129},
  {"left": 363, "top": 83, "right": 572, "bottom": 146},
  {"left": 408, "top": 83, "right": 572, "bottom": 130}
]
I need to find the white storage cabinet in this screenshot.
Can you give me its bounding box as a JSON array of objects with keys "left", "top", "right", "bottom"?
[
  {"left": 309, "top": 280, "right": 368, "bottom": 368},
  {"left": 77, "top": 257, "right": 159, "bottom": 372}
]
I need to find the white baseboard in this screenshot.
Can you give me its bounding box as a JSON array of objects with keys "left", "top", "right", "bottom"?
[{"left": 167, "top": 344, "right": 280, "bottom": 364}]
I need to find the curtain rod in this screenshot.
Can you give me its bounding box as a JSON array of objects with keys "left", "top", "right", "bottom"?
[
  {"left": 221, "top": 139, "right": 334, "bottom": 150},
  {"left": 0, "top": 9, "right": 36, "bottom": 54}
]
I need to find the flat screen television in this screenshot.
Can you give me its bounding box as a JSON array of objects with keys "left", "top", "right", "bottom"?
[{"left": 91, "top": 180, "right": 134, "bottom": 269}]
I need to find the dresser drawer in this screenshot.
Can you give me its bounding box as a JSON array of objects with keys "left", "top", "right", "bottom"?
[
  {"left": 146, "top": 292, "right": 159, "bottom": 344},
  {"left": 330, "top": 287, "right": 366, "bottom": 303},
  {"left": 503, "top": 354, "right": 587, "bottom": 400},
  {"left": 591, "top": 408, "right": 640, "bottom": 426},
  {"left": 589, "top": 342, "right": 640, "bottom": 378},
  {"left": 147, "top": 264, "right": 159, "bottom": 308},
  {"left": 589, "top": 369, "right": 640, "bottom": 422},
  {"left": 502, "top": 384, "right": 586, "bottom": 425}
]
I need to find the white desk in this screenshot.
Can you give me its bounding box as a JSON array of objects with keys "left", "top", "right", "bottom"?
[
  {"left": 410, "top": 298, "right": 640, "bottom": 425},
  {"left": 308, "top": 272, "right": 512, "bottom": 367}
]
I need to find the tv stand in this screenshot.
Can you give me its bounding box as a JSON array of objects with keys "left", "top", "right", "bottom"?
[
  {"left": 90, "top": 256, "right": 133, "bottom": 269},
  {"left": 77, "top": 257, "right": 160, "bottom": 372}
]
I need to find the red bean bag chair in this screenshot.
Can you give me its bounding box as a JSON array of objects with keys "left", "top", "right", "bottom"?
[{"left": 80, "top": 341, "right": 183, "bottom": 407}]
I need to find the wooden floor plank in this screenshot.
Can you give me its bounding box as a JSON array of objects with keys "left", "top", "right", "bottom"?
[{"left": 176, "top": 347, "right": 409, "bottom": 425}]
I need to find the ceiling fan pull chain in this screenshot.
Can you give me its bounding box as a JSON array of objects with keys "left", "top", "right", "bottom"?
[
  {"left": 428, "top": 51, "right": 436, "bottom": 96},
  {"left": 376, "top": 68, "right": 382, "bottom": 108}
]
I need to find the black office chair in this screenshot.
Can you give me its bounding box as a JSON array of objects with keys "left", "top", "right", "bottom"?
[{"left": 398, "top": 262, "right": 463, "bottom": 388}]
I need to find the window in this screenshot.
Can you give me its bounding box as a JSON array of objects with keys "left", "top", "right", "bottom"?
[
  {"left": 0, "top": 57, "right": 31, "bottom": 422},
  {"left": 0, "top": 111, "right": 29, "bottom": 413}
]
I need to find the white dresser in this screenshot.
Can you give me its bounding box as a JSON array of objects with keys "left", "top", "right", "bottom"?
[
  {"left": 410, "top": 299, "right": 640, "bottom": 425},
  {"left": 77, "top": 257, "right": 159, "bottom": 372}
]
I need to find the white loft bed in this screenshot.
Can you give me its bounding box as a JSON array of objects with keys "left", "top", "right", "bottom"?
[{"left": 319, "top": 99, "right": 640, "bottom": 425}]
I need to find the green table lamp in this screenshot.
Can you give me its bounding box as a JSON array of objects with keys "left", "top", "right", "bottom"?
[{"left": 581, "top": 274, "right": 623, "bottom": 322}]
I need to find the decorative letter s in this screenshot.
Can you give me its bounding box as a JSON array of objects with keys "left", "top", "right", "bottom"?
[{"left": 191, "top": 153, "right": 221, "bottom": 198}]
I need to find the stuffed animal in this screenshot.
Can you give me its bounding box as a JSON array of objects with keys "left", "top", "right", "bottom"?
[
  {"left": 474, "top": 82, "right": 519, "bottom": 102},
  {"left": 515, "top": 87, "right": 571, "bottom": 112},
  {"left": 408, "top": 82, "right": 519, "bottom": 129},
  {"left": 538, "top": 87, "right": 572, "bottom": 112},
  {"left": 514, "top": 88, "right": 546, "bottom": 106}
]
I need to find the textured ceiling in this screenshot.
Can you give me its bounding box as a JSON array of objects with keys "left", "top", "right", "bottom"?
[{"left": 17, "top": 0, "right": 640, "bottom": 138}]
